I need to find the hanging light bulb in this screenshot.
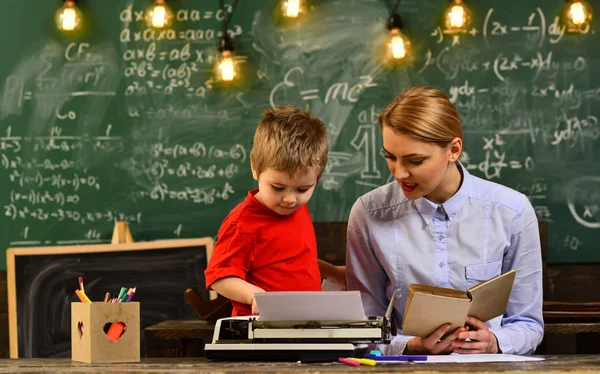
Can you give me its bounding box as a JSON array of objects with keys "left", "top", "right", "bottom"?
[
  {"left": 282, "top": 0, "right": 304, "bottom": 18},
  {"left": 386, "top": 13, "right": 410, "bottom": 61},
  {"left": 145, "top": 0, "right": 174, "bottom": 29},
  {"left": 444, "top": 0, "right": 471, "bottom": 33},
  {"left": 389, "top": 28, "right": 408, "bottom": 59},
  {"left": 564, "top": 0, "right": 592, "bottom": 30},
  {"left": 216, "top": 36, "right": 236, "bottom": 82},
  {"left": 55, "top": 0, "right": 83, "bottom": 32},
  {"left": 218, "top": 51, "right": 235, "bottom": 82}
]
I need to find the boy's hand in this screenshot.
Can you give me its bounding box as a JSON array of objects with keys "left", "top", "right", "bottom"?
[
  {"left": 250, "top": 290, "right": 265, "bottom": 315},
  {"left": 451, "top": 316, "right": 500, "bottom": 354},
  {"left": 211, "top": 277, "right": 265, "bottom": 315},
  {"left": 251, "top": 296, "right": 259, "bottom": 315}
]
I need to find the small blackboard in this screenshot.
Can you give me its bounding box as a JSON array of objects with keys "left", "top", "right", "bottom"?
[{"left": 7, "top": 237, "right": 214, "bottom": 358}]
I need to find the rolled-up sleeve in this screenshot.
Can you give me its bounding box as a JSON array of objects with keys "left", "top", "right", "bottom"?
[{"left": 205, "top": 223, "right": 254, "bottom": 290}]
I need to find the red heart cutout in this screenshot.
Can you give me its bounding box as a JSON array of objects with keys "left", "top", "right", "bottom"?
[{"left": 103, "top": 322, "right": 127, "bottom": 342}]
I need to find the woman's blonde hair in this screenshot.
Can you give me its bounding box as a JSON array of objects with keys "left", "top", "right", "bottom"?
[
  {"left": 250, "top": 105, "right": 328, "bottom": 178},
  {"left": 378, "top": 86, "right": 463, "bottom": 147}
]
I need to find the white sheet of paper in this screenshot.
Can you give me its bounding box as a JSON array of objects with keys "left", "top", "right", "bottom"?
[
  {"left": 378, "top": 354, "right": 544, "bottom": 364},
  {"left": 255, "top": 291, "right": 366, "bottom": 321},
  {"left": 321, "top": 279, "right": 345, "bottom": 292}
]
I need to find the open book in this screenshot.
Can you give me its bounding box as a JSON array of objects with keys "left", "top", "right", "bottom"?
[{"left": 401, "top": 270, "right": 516, "bottom": 337}]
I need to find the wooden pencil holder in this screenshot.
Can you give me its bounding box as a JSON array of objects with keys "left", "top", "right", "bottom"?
[{"left": 71, "top": 302, "right": 140, "bottom": 363}]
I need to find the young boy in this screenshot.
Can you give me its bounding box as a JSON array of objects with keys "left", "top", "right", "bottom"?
[{"left": 205, "top": 105, "right": 343, "bottom": 316}]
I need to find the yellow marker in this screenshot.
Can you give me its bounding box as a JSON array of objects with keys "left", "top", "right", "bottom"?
[
  {"left": 348, "top": 357, "right": 376, "bottom": 366},
  {"left": 79, "top": 291, "right": 92, "bottom": 304},
  {"left": 75, "top": 289, "right": 91, "bottom": 303}
]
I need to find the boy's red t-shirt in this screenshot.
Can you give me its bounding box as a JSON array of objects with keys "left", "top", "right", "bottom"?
[{"left": 205, "top": 189, "right": 321, "bottom": 316}]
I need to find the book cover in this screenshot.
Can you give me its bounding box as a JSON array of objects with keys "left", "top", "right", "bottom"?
[{"left": 401, "top": 270, "right": 516, "bottom": 337}]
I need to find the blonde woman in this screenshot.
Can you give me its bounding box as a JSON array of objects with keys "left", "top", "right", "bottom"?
[{"left": 346, "top": 86, "right": 543, "bottom": 355}]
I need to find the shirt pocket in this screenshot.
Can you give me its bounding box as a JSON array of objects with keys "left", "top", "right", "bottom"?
[{"left": 465, "top": 260, "right": 502, "bottom": 290}]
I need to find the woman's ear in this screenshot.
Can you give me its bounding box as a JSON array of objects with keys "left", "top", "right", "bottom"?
[{"left": 448, "top": 137, "right": 463, "bottom": 162}]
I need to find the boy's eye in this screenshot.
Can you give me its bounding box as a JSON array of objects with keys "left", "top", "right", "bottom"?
[
  {"left": 297, "top": 188, "right": 309, "bottom": 193},
  {"left": 271, "top": 186, "right": 284, "bottom": 191}
]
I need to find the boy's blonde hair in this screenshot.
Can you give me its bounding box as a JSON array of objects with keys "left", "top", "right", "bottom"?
[
  {"left": 378, "top": 86, "right": 463, "bottom": 148},
  {"left": 250, "top": 105, "right": 328, "bottom": 178}
]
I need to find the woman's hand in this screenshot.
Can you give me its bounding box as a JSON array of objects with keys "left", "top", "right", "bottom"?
[
  {"left": 327, "top": 265, "right": 347, "bottom": 290},
  {"left": 318, "top": 260, "right": 347, "bottom": 290},
  {"left": 405, "top": 324, "right": 468, "bottom": 355},
  {"left": 451, "top": 316, "right": 500, "bottom": 354}
]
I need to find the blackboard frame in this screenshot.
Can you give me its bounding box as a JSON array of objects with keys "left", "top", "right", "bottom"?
[{"left": 6, "top": 237, "right": 215, "bottom": 358}]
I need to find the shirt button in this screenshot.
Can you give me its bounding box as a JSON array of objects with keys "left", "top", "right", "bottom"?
[
  {"left": 438, "top": 235, "right": 444, "bottom": 241},
  {"left": 438, "top": 262, "right": 445, "bottom": 268}
]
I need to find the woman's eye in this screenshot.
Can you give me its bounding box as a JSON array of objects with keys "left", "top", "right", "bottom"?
[
  {"left": 384, "top": 154, "right": 396, "bottom": 160},
  {"left": 409, "top": 160, "right": 424, "bottom": 166}
]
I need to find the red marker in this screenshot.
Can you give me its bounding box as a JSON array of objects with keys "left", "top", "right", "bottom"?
[
  {"left": 106, "top": 322, "right": 126, "bottom": 342},
  {"left": 338, "top": 357, "right": 360, "bottom": 367}
]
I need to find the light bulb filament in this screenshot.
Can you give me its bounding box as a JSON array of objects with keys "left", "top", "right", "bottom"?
[
  {"left": 219, "top": 53, "right": 235, "bottom": 82},
  {"left": 55, "top": 1, "right": 82, "bottom": 32},
  {"left": 285, "top": 0, "right": 300, "bottom": 18},
  {"left": 62, "top": 8, "right": 77, "bottom": 31},
  {"left": 389, "top": 29, "right": 406, "bottom": 60},
  {"left": 570, "top": 2, "right": 586, "bottom": 25},
  {"left": 152, "top": 6, "right": 167, "bottom": 28},
  {"left": 450, "top": 5, "right": 465, "bottom": 28}
]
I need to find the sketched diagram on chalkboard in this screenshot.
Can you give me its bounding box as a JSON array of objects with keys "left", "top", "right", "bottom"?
[{"left": 6, "top": 237, "right": 215, "bottom": 358}]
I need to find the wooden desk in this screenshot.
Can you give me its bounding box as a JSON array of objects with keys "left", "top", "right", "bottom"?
[
  {"left": 1, "top": 356, "right": 600, "bottom": 373},
  {"left": 144, "top": 320, "right": 215, "bottom": 357},
  {"left": 144, "top": 320, "right": 600, "bottom": 357}
]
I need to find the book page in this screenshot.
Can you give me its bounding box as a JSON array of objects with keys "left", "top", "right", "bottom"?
[
  {"left": 467, "top": 270, "right": 516, "bottom": 322},
  {"left": 321, "top": 279, "right": 345, "bottom": 292},
  {"left": 410, "top": 284, "right": 470, "bottom": 299},
  {"left": 401, "top": 293, "right": 471, "bottom": 337}
]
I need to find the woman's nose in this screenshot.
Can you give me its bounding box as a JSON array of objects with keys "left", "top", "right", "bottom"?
[{"left": 394, "top": 164, "right": 409, "bottom": 179}]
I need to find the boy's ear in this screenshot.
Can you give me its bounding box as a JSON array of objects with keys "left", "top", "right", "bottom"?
[{"left": 251, "top": 162, "right": 259, "bottom": 181}]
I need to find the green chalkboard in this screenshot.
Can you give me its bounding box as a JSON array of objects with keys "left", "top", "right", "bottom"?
[{"left": 0, "top": 0, "right": 598, "bottom": 267}]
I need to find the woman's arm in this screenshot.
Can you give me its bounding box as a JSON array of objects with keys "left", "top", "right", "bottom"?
[
  {"left": 318, "top": 259, "right": 346, "bottom": 289},
  {"left": 490, "top": 200, "right": 544, "bottom": 354}
]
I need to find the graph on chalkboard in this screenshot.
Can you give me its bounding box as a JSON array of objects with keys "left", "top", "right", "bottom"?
[{"left": 0, "top": 0, "right": 598, "bottom": 265}]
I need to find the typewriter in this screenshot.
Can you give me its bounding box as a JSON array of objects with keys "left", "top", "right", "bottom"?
[{"left": 205, "top": 291, "right": 396, "bottom": 362}]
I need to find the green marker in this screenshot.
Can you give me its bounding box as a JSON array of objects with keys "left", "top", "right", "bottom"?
[{"left": 117, "top": 287, "right": 127, "bottom": 303}]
